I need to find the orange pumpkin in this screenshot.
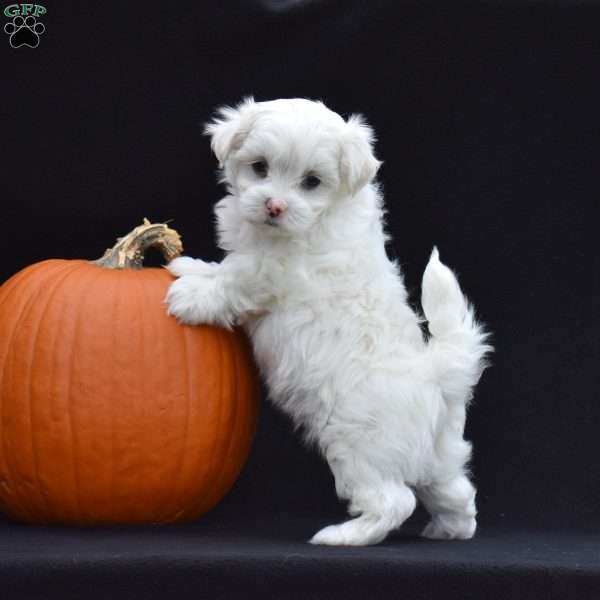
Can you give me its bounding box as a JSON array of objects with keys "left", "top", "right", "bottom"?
[{"left": 0, "top": 220, "right": 258, "bottom": 525}]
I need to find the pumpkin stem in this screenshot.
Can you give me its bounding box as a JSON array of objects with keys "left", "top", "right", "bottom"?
[{"left": 92, "top": 219, "right": 183, "bottom": 270}]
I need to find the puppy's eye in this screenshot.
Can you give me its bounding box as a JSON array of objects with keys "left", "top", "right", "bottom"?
[
  {"left": 251, "top": 160, "right": 268, "bottom": 178},
  {"left": 301, "top": 174, "right": 321, "bottom": 190}
]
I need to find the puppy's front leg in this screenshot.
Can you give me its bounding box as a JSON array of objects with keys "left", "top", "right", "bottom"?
[{"left": 165, "top": 255, "right": 239, "bottom": 328}]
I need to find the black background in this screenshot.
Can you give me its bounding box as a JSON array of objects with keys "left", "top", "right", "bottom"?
[{"left": 1, "top": 1, "right": 600, "bottom": 597}]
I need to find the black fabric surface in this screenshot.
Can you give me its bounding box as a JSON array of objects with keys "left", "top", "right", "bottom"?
[
  {"left": 1, "top": 0, "right": 599, "bottom": 598},
  {"left": 1, "top": 516, "right": 600, "bottom": 600}
]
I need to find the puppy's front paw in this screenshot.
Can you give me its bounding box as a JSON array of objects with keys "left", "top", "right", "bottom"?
[
  {"left": 165, "top": 275, "right": 232, "bottom": 327},
  {"left": 166, "top": 256, "right": 218, "bottom": 278}
]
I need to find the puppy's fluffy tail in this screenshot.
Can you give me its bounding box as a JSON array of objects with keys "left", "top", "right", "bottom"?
[{"left": 421, "top": 248, "right": 492, "bottom": 407}]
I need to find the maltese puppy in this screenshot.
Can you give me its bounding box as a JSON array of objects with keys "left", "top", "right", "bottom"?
[{"left": 166, "top": 98, "right": 491, "bottom": 546}]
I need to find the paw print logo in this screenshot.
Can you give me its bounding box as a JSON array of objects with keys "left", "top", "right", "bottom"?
[{"left": 4, "top": 15, "right": 45, "bottom": 48}]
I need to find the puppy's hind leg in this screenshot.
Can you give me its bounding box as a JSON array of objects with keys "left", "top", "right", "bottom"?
[
  {"left": 417, "top": 474, "right": 477, "bottom": 540},
  {"left": 310, "top": 481, "right": 416, "bottom": 546},
  {"left": 310, "top": 452, "right": 416, "bottom": 546}
]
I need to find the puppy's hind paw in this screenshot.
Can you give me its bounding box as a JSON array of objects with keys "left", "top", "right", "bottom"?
[
  {"left": 309, "top": 517, "right": 388, "bottom": 546},
  {"left": 421, "top": 516, "right": 476, "bottom": 540},
  {"left": 309, "top": 524, "right": 350, "bottom": 546}
]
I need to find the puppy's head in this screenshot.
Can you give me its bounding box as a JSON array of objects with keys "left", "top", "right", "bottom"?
[{"left": 205, "top": 98, "right": 381, "bottom": 236}]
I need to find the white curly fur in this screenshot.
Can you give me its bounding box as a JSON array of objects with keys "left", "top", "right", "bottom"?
[{"left": 166, "top": 98, "right": 492, "bottom": 546}]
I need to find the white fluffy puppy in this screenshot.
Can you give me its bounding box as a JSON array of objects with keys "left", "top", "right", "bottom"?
[{"left": 166, "top": 98, "right": 491, "bottom": 546}]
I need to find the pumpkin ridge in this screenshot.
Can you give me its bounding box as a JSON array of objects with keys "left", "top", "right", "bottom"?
[
  {"left": 131, "top": 271, "right": 149, "bottom": 521},
  {"left": 162, "top": 307, "right": 192, "bottom": 522},
  {"left": 209, "top": 331, "right": 243, "bottom": 515},
  {"left": 25, "top": 262, "right": 91, "bottom": 520},
  {"left": 172, "top": 326, "right": 215, "bottom": 523},
  {"left": 106, "top": 268, "right": 122, "bottom": 522},
  {"left": 142, "top": 269, "right": 174, "bottom": 522},
  {"left": 0, "top": 264, "right": 52, "bottom": 517},
  {"left": 63, "top": 263, "right": 108, "bottom": 523},
  {"left": 0, "top": 261, "right": 78, "bottom": 521},
  {"left": 131, "top": 269, "right": 170, "bottom": 522},
  {"left": 139, "top": 269, "right": 181, "bottom": 522},
  {"left": 177, "top": 327, "right": 215, "bottom": 521},
  {"left": 195, "top": 328, "right": 223, "bottom": 515},
  {"left": 203, "top": 329, "right": 231, "bottom": 512}
]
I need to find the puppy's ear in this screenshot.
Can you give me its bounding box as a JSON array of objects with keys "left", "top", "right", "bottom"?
[
  {"left": 204, "top": 97, "right": 256, "bottom": 167},
  {"left": 339, "top": 114, "right": 382, "bottom": 195}
]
